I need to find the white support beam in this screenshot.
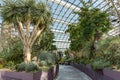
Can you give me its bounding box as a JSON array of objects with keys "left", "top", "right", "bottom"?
[
  {"left": 53, "top": 18, "right": 70, "bottom": 24},
  {"left": 53, "top": 39, "right": 71, "bottom": 43},
  {"left": 51, "top": 29, "right": 65, "bottom": 33},
  {"left": 50, "top": 0, "right": 80, "bottom": 12},
  {"left": 51, "top": 29, "right": 70, "bottom": 35}
]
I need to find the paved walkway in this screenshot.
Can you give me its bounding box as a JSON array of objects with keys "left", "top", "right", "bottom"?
[{"left": 56, "top": 65, "right": 92, "bottom": 80}]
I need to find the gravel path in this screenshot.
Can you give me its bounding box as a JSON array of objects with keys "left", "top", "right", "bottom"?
[{"left": 56, "top": 65, "right": 92, "bottom": 80}]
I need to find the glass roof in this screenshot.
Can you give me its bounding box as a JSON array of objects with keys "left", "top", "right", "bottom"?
[
  {"left": 48, "top": 0, "right": 120, "bottom": 51},
  {"left": 0, "top": 0, "right": 120, "bottom": 52}
]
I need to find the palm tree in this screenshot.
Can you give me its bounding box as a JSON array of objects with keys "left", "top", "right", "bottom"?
[{"left": 0, "top": 0, "right": 52, "bottom": 63}]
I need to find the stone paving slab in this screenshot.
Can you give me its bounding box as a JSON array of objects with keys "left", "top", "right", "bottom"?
[{"left": 56, "top": 65, "right": 92, "bottom": 80}]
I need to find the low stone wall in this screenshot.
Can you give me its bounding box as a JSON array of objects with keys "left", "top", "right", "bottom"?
[
  {"left": 49, "top": 64, "right": 59, "bottom": 79},
  {"left": 71, "top": 63, "right": 114, "bottom": 80},
  {"left": 103, "top": 68, "right": 120, "bottom": 80},
  {"left": 0, "top": 71, "right": 34, "bottom": 80},
  {"left": 34, "top": 71, "right": 42, "bottom": 80},
  {"left": 48, "top": 67, "right": 54, "bottom": 80},
  {"left": 0, "top": 65, "right": 59, "bottom": 80},
  {"left": 55, "top": 64, "right": 59, "bottom": 77}
]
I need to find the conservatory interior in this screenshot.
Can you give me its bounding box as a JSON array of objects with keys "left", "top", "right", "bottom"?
[{"left": 0, "top": 0, "right": 120, "bottom": 80}]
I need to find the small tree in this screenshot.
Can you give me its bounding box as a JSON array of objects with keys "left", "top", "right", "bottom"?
[
  {"left": 1, "top": 0, "right": 51, "bottom": 63},
  {"left": 66, "top": 4, "right": 112, "bottom": 58}
]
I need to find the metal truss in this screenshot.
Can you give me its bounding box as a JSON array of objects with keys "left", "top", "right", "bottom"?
[
  {"left": 49, "top": 0, "right": 120, "bottom": 51},
  {"left": 0, "top": 0, "right": 120, "bottom": 51}
]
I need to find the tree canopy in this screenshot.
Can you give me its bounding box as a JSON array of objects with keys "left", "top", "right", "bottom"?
[{"left": 66, "top": 5, "right": 112, "bottom": 58}]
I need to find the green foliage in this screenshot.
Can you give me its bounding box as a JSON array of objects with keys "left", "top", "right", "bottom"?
[
  {"left": 1, "top": 0, "right": 52, "bottom": 63},
  {"left": 91, "top": 58, "right": 111, "bottom": 70},
  {"left": 67, "top": 6, "right": 111, "bottom": 51},
  {"left": 79, "top": 36, "right": 120, "bottom": 69},
  {"left": 96, "top": 37, "right": 120, "bottom": 68},
  {"left": 33, "top": 28, "right": 57, "bottom": 55},
  {"left": 66, "top": 3, "right": 112, "bottom": 60},
  {"left": 0, "top": 39, "right": 22, "bottom": 70},
  {"left": 64, "top": 49, "right": 73, "bottom": 63},
  {"left": 40, "top": 60, "right": 48, "bottom": 66},
  {"left": 0, "top": 56, "right": 6, "bottom": 65},
  {"left": 65, "top": 2, "right": 119, "bottom": 70},
  {"left": 16, "top": 62, "right": 26, "bottom": 71},
  {"left": 39, "top": 66, "right": 50, "bottom": 72},
  {"left": 16, "top": 62, "right": 39, "bottom": 72},
  {"left": 79, "top": 57, "right": 90, "bottom": 65},
  {"left": 57, "top": 51, "right": 63, "bottom": 59},
  {"left": 1, "top": 0, "right": 51, "bottom": 26},
  {"left": 0, "top": 38, "right": 23, "bottom": 65},
  {"left": 25, "top": 62, "right": 39, "bottom": 72},
  {"left": 0, "top": 38, "right": 23, "bottom": 70},
  {"left": 66, "top": 24, "right": 82, "bottom": 51},
  {"left": 4, "top": 61, "right": 16, "bottom": 70},
  {"left": 0, "top": 64, "right": 3, "bottom": 69},
  {"left": 52, "top": 52, "right": 59, "bottom": 64},
  {"left": 38, "top": 51, "right": 55, "bottom": 66}
]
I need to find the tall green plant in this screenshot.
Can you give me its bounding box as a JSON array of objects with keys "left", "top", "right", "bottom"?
[
  {"left": 66, "top": 5, "right": 112, "bottom": 59},
  {"left": 1, "top": 0, "right": 51, "bottom": 63}
]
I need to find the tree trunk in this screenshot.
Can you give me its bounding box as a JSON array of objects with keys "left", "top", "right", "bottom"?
[
  {"left": 90, "top": 38, "right": 96, "bottom": 58},
  {"left": 90, "top": 43, "right": 95, "bottom": 58},
  {"left": 24, "top": 46, "right": 31, "bottom": 63}
]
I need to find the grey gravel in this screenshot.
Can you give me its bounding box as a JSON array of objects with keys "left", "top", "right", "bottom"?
[{"left": 56, "top": 65, "right": 92, "bottom": 80}]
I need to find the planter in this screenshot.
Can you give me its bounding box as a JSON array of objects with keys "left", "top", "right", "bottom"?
[
  {"left": 55, "top": 64, "right": 59, "bottom": 77},
  {"left": 53, "top": 64, "right": 59, "bottom": 78},
  {"left": 47, "top": 67, "right": 54, "bottom": 80},
  {"left": 0, "top": 70, "right": 42, "bottom": 80},
  {"left": 71, "top": 63, "right": 114, "bottom": 80},
  {"left": 95, "top": 69, "right": 103, "bottom": 75},
  {"left": 103, "top": 68, "right": 120, "bottom": 80},
  {"left": 0, "top": 66, "right": 55, "bottom": 80},
  {"left": 33, "top": 71, "right": 42, "bottom": 80},
  {"left": 53, "top": 65, "right": 56, "bottom": 78}
]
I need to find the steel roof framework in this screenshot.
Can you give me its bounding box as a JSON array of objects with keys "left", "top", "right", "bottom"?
[
  {"left": 48, "top": 0, "right": 120, "bottom": 51},
  {"left": 0, "top": 0, "right": 120, "bottom": 51}
]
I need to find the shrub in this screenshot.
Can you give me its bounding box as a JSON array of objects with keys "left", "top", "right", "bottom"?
[
  {"left": 79, "top": 57, "right": 89, "bottom": 65},
  {"left": 16, "top": 62, "right": 26, "bottom": 71},
  {"left": 39, "top": 66, "right": 50, "bottom": 72},
  {"left": 0, "top": 58, "right": 6, "bottom": 66},
  {"left": 96, "top": 37, "right": 120, "bottom": 69},
  {"left": 25, "top": 62, "right": 39, "bottom": 72},
  {"left": 3, "top": 61, "right": 16, "bottom": 70},
  {"left": 40, "top": 60, "right": 48, "bottom": 66},
  {"left": 16, "top": 62, "right": 39, "bottom": 72},
  {"left": 38, "top": 51, "right": 55, "bottom": 66},
  {"left": 91, "top": 58, "right": 111, "bottom": 70}
]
